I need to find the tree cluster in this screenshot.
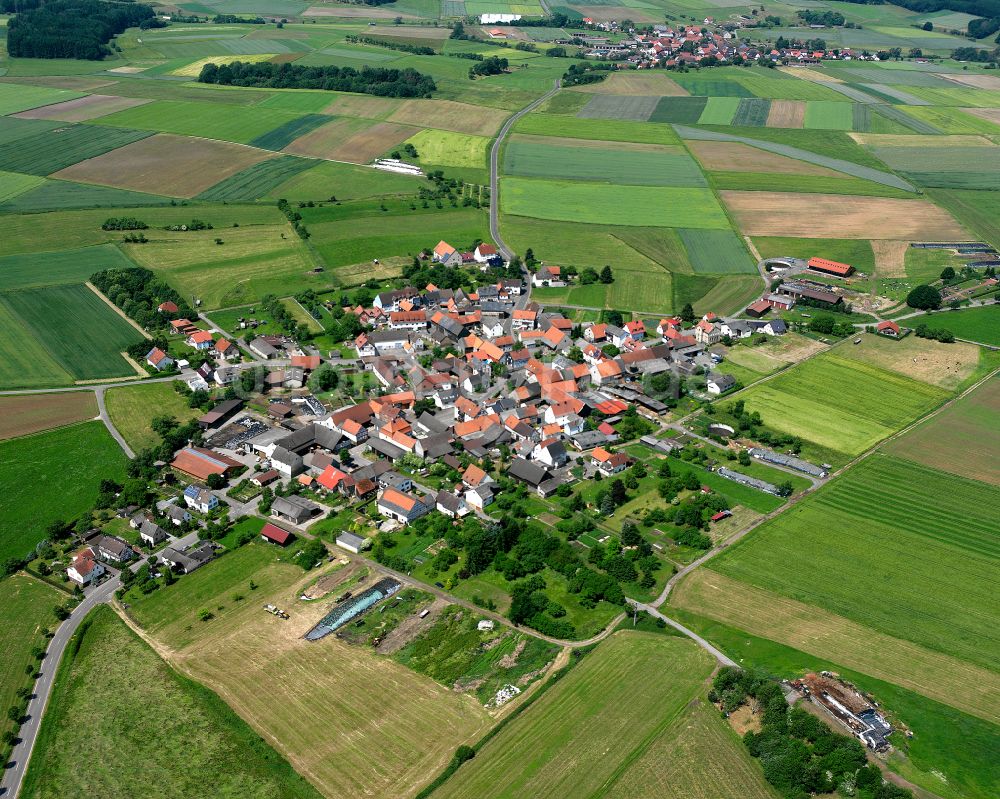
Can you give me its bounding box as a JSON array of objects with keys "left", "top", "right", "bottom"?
[
  {"left": 808, "top": 314, "right": 855, "bottom": 337},
  {"left": 561, "top": 62, "right": 616, "bottom": 87},
  {"left": 345, "top": 35, "right": 435, "bottom": 55},
  {"left": 797, "top": 9, "right": 845, "bottom": 25},
  {"left": 914, "top": 322, "right": 955, "bottom": 342},
  {"left": 102, "top": 217, "right": 148, "bottom": 231},
  {"left": 7, "top": 0, "right": 155, "bottom": 59},
  {"left": 198, "top": 61, "right": 436, "bottom": 98},
  {"left": 90, "top": 266, "right": 192, "bottom": 334},
  {"left": 906, "top": 284, "right": 942, "bottom": 310},
  {"left": 469, "top": 56, "right": 509, "bottom": 78},
  {"left": 712, "top": 668, "right": 912, "bottom": 799}
]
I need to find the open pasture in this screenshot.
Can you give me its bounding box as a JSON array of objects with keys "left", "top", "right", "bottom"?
[
  {"left": 388, "top": 99, "right": 508, "bottom": 137},
  {"left": 434, "top": 633, "right": 716, "bottom": 799},
  {"left": 720, "top": 191, "right": 965, "bottom": 239},
  {"left": 53, "top": 133, "right": 275, "bottom": 198},
  {"left": 569, "top": 71, "right": 688, "bottom": 96},
  {"left": 885, "top": 374, "right": 1000, "bottom": 486},
  {"left": 502, "top": 178, "right": 729, "bottom": 228},
  {"left": 928, "top": 189, "right": 1000, "bottom": 248},
  {"left": 577, "top": 94, "right": 660, "bottom": 121},
  {"left": 696, "top": 96, "right": 740, "bottom": 125},
  {"left": 709, "top": 453, "right": 1000, "bottom": 677},
  {"left": 503, "top": 139, "right": 705, "bottom": 186},
  {"left": 901, "top": 105, "right": 1000, "bottom": 136},
  {"left": 0, "top": 124, "right": 152, "bottom": 176},
  {"left": 124, "top": 223, "right": 315, "bottom": 309},
  {"left": 0, "top": 301, "right": 75, "bottom": 389},
  {"left": 0, "top": 82, "right": 85, "bottom": 115},
  {"left": 93, "top": 99, "right": 303, "bottom": 145},
  {"left": 803, "top": 100, "right": 854, "bottom": 130},
  {"left": 129, "top": 544, "right": 491, "bottom": 799},
  {"left": 403, "top": 128, "right": 489, "bottom": 169},
  {"left": 264, "top": 159, "right": 420, "bottom": 201},
  {"left": 0, "top": 392, "right": 98, "bottom": 441},
  {"left": 735, "top": 352, "right": 948, "bottom": 459},
  {"left": 670, "top": 75, "right": 753, "bottom": 98},
  {"left": 0, "top": 421, "right": 127, "bottom": 563},
  {"left": 1, "top": 284, "right": 142, "bottom": 380},
  {"left": 678, "top": 229, "right": 755, "bottom": 275},
  {"left": 923, "top": 305, "right": 1000, "bottom": 346},
  {"left": 22, "top": 606, "right": 324, "bottom": 799},
  {"left": 13, "top": 94, "right": 151, "bottom": 122},
  {"left": 515, "top": 112, "right": 678, "bottom": 145},
  {"left": 687, "top": 140, "right": 840, "bottom": 176},
  {"left": 106, "top": 382, "right": 203, "bottom": 453},
  {"left": 198, "top": 155, "right": 315, "bottom": 202},
  {"left": 672, "top": 568, "right": 1000, "bottom": 726},
  {"left": 836, "top": 332, "right": 981, "bottom": 391}
]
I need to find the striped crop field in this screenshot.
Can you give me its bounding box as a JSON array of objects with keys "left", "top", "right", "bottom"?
[
  {"left": 0, "top": 125, "right": 152, "bottom": 176},
  {"left": 710, "top": 453, "right": 1000, "bottom": 674},
  {"left": 733, "top": 352, "right": 948, "bottom": 461}
]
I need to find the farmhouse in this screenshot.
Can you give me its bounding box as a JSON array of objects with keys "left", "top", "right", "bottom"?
[
  {"left": 807, "top": 257, "right": 855, "bottom": 278},
  {"left": 706, "top": 372, "right": 737, "bottom": 395},
  {"left": 877, "top": 320, "right": 900, "bottom": 338}
]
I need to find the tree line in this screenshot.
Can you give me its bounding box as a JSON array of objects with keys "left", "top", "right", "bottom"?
[
  {"left": 7, "top": 0, "right": 156, "bottom": 60},
  {"left": 197, "top": 61, "right": 436, "bottom": 97},
  {"left": 90, "top": 266, "right": 193, "bottom": 333}
]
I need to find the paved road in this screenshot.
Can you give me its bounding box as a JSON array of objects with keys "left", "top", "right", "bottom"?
[
  {"left": 93, "top": 385, "right": 135, "bottom": 459},
  {"left": 628, "top": 600, "right": 736, "bottom": 667},
  {"left": 489, "top": 78, "right": 561, "bottom": 262},
  {"left": 0, "top": 576, "right": 120, "bottom": 798}
]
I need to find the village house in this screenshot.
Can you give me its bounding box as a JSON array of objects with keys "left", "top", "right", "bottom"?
[
  {"left": 377, "top": 488, "right": 431, "bottom": 524},
  {"left": 186, "top": 329, "right": 214, "bottom": 350},
  {"left": 138, "top": 519, "right": 167, "bottom": 547},
  {"left": 145, "top": 347, "right": 174, "bottom": 371},
  {"left": 67, "top": 547, "right": 105, "bottom": 586},
  {"left": 532, "top": 265, "right": 564, "bottom": 287},
  {"left": 706, "top": 372, "right": 737, "bottom": 395},
  {"left": 183, "top": 484, "right": 218, "bottom": 513}
]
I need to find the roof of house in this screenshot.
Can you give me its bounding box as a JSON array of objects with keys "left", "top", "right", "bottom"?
[
  {"left": 187, "top": 330, "right": 213, "bottom": 344},
  {"left": 476, "top": 243, "right": 497, "bottom": 256},
  {"left": 379, "top": 488, "right": 420, "bottom": 513},
  {"left": 290, "top": 354, "right": 321, "bottom": 370},
  {"left": 877, "top": 320, "right": 900, "bottom": 333},
  {"left": 146, "top": 347, "right": 170, "bottom": 363},
  {"left": 158, "top": 301, "right": 179, "bottom": 312},
  {"left": 462, "top": 463, "right": 488, "bottom": 487},
  {"left": 434, "top": 240, "right": 456, "bottom": 257},
  {"left": 171, "top": 447, "right": 241, "bottom": 480},
  {"left": 436, "top": 490, "right": 465, "bottom": 513},
  {"left": 708, "top": 372, "right": 737, "bottom": 388},
  {"left": 260, "top": 522, "right": 292, "bottom": 545},
  {"left": 507, "top": 457, "right": 550, "bottom": 486},
  {"left": 746, "top": 299, "right": 771, "bottom": 314}
]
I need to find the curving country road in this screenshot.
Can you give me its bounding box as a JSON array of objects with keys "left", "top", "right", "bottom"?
[{"left": 489, "top": 78, "right": 561, "bottom": 262}]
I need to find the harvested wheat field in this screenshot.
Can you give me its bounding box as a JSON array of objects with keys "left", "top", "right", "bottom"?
[
  {"left": 331, "top": 122, "right": 419, "bottom": 163},
  {"left": 53, "top": 133, "right": 274, "bottom": 197},
  {"left": 687, "top": 140, "right": 839, "bottom": 175},
  {"left": 838, "top": 332, "right": 981, "bottom": 390},
  {"left": 849, "top": 132, "right": 995, "bottom": 148},
  {"left": 962, "top": 107, "right": 1000, "bottom": 126},
  {"left": 870, "top": 239, "right": 908, "bottom": 277},
  {"left": 942, "top": 73, "right": 1000, "bottom": 90},
  {"left": 779, "top": 66, "right": 842, "bottom": 83},
  {"left": 766, "top": 99, "right": 806, "bottom": 128},
  {"left": 720, "top": 191, "right": 967, "bottom": 239},
  {"left": 389, "top": 99, "right": 508, "bottom": 137},
  {"left": 282, "top": 117, "right": 372, "bottom": 159},
  {"left": 0, "top": 393, "right": 97, "bottom": 440},
  {"left": 13, "top": 94, "right": 151, "bottom": 122},
  {"left": 571, "top": 71, "right": 688, "bottom": 96},
  {"left": 671, "top": 568, "right": 1000, "bottom": 725},
  {"left": 321, "top": 94, "right": 401, "bottom": 119}
]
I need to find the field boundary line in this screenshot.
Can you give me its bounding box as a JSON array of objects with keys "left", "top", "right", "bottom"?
[{"left": 85, "top": 281, "right": 151, "bottom": 339}]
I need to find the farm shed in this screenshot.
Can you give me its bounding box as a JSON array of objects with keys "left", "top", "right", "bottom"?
[
  {"left": 336, "top": 532, "right": 369, "bottom": 554},
  {"left": 260, "top": 522, "right": 293, "bottom": 546},
  {"left": 807, "top": 257, "right": 855, "bottom": 277}
]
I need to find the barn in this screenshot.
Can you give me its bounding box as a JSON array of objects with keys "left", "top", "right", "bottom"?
[
  {"left": 807, "top": 257, "right": 854, "bottom": 278},
  {"left": 260, "top": 523, "right": 293, "bottom": 546}
]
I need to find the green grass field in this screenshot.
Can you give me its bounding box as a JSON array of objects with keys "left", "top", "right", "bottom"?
[
  {"left": 803, "top": 100, "right": 855, "bottom": 131},
  {"left": 198, "top": 155, "right": 315, "bottom": 201},
  {"left": 752, "top": 236, "right": 876, "bottom": 272},
  {"left": 678, "top": 229, "right": 756, "bottom": 274},
  {"left": 927, "top": 305, "right": 1000, "bottom": 345},
  {"left": 106, "top": 382, "right": 202, "bottom": 453},
  {"left": 249, "top": 113, "right": 330, "bottom": 150},
  {"left": 710, "top": 453, "right": 1000, "bottom": 673},
  {"left": 0, "top": 245, "right": 137, "bottom": 291},
  {"left": 648, "top": 96, "right": 708, "bottom": 124},
  {"left": 734, "top": 352, "right": 948, "bottom": 461},
  {"left": 0, "top": 421, "right": 127, "bottom": 563},
  {"left": 0, "top": 82, "right": 84, "bottom": 115},
  {"left": 434, "top": 633, "right": 738, "bottom": 799},
  {"left": 264, "top": 158, "right": 421, "bottom": 201},
  {"left": 403, "top": 128, "right": 489, "bottom": 169},
  {"left": 0, "top": 169, "right": 45, "bottom": 202},
  {"left": 513, "top": 113, "right": 679, "bottom": 145},
  {"left": 21, "top": 605, "right": 324, "bottom": 799},
  {"left": 501, "top": 178, "right": 729, "bottom": 229},
  {"left": 0, "top": 575, "right": 64, "bottom": 737},
  {"left": 1, "top": 284, "right": 143, "bottom": 380},
  {"left": 0, "top": 180, "right": 172, "bottom": 212},
  {"left": 503, "top": 140, "right": 706, "bottom": 187},
  {"left": 0, "top": 125, "right": 152, "bottom": 176},
  {"left": 927, "top": 189, "right": 1000, "bottom": 248}
]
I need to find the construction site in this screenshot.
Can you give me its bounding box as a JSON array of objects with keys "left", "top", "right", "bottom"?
[{"left": 788, "top": 673, "right": 896, "bottom": 752}]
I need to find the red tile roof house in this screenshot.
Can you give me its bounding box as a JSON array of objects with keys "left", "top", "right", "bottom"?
[
  {"left": 157, "top": 301, "right": 179, "bottom": 314},
  {"left": 876, "top": 320, "right": 900, "bottom": 337},
  {"left": 260, "top": 522, "right": 293, "bottom": 546},
  {"left": 433, "top": 240, "right": 464, "bottom": 267},
  {"left": 67, "top": 547, "right": 105, "bottom": 586},
  {"left": 377, "top": 488, "right": 431, "bottom": 524},
  {"left": 474, "top": 243, "right": 498, "bottom": 263},
  {"left": 146, "top": 347, "right": 174, "bottom": 371},
  {"left": 186, "top": 329, "right": 214, "bottom": 350}
]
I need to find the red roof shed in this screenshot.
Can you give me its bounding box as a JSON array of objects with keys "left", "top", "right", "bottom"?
[{"left": 260, "top": 523, "right": 292, "bottom": 546}]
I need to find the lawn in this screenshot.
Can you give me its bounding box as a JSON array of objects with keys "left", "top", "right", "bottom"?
[
  {"left": 884, "top": 373, "right": 1000, "bottom": 486},
  {"left": 709, "top": 453, "right": 1000, "bottom": 676},
  {"left": 503, "top": 139, "right": 706, "bottom": 187},
  {"left": 434, "top": 633, "right": 752, "bottom": 799},
  {"left": 734, "top": 352, "right": 948, "bottom": 460},
  {"left": 927, "top": 305, "right": 1000, "bottom": 346},
  {"left": 129, "top": 544, "right": 492, "bottom": 799},
  {"left": 501, "top": 178, "right": 729, "bottom": 229},
  {"left": 0, "top": 392, "right": 98, "bottom": 441},
  {"left": 106, "top": 382, "right": 202, "bottom": 453},
  {"left": 0, "top": 421, "right": 127, "bottom": 563},
  {"left": 21, "top": 605, "right": 324, "bottom": 799},
  {"left": 1, "top": 284, "right": 143, "bottom": 380},
  {"left": 0, "top": 575, "right": 64, "bottom": 739}
]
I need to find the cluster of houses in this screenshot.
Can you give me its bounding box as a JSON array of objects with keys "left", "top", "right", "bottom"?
[{"left": 576, "top": 21, "right": 883, "bottom": 65}]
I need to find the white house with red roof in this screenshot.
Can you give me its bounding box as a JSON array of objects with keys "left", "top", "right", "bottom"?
[
  {"left": 146, "top": 347, "right": 174, "bottom": 371},
  {"left": 67, "top": 547, "right": 105, "bottom": 586},
  {"left": 186, "top": 329, "right": 214, "bottom": 350},
  {"left": 474, "top": 243, "right": 498, "bottom": 263}
]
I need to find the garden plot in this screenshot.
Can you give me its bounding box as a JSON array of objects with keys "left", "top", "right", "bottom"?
[
  {"left": 13, "top": 94, "right": 152, "bottom": 122},
  {"left": 53, "top": 133, "right": 275, "bottom": 198},
  {"left": 720, "top": 191, "right": 965, "bottom": 239},
  {"left": 577, "top": 94, "right": 660, "bottom": 121}
]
